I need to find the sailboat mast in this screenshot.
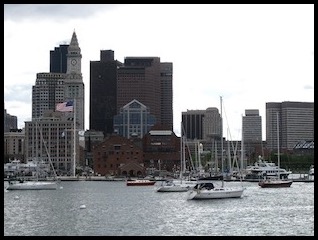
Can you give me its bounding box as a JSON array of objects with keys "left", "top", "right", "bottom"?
[
  {"left": 179, "top": 124, "right": 183, "bottom": 179},
  {"left": 277, "top": 112, "right": 280, "bottom": 179},
  {"left": 227, "top": 128, "right": 231, "bottom": 177},
  {"left": 215, "top": 141, "right": 218, "bottom": 173},
  {"left": 220, "top": 96, "right": 224, "bottom": 187},
  {"left": 240, "top": 114, "right": 244, "bottom": 170},
  {"left": 35, "top": 120, "right": 39, "bottom": 181},
  {"left": 182, "top": 136, "right": 186, "bottom": 178},
  {"left": 35, "top": 120, "right": 38, "bottom": 164},
  {"left": 40, "top": 127, "right": 58, "bottom": 179},
  {"left": 73, "top": 99, "right": 76, "bottom": 177}
]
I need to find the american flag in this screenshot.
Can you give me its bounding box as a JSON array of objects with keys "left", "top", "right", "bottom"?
[{"left": 56, "top": 100, "right": 74, "bottom": 112}]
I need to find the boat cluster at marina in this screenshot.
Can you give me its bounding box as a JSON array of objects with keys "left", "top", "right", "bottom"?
[{"left": 4, "top": 159, "right": 51, "bottom": 179}]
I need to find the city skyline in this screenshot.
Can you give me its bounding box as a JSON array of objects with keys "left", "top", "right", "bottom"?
[{"left": 4, "top": 4, "right": 314, "bottom": 140}]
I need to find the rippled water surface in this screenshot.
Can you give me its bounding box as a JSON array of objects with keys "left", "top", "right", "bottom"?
[{"left": 4, "top": 181, "right": 314, "bottom": 236}]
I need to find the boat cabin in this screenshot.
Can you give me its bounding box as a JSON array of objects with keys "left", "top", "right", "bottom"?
[{"left": 194, "top": 182, "right": 215, "bottom": 190}]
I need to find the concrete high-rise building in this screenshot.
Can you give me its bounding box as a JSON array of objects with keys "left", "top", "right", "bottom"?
[
  {"left": 181, "top": 109, "right": 205, "bottom": 140},
  {"left": 266, "top": 101, "right": 314, "bottom": 151},
  {"left": 28, "top": 31, "right": 85, "bottom": 174},
  {"left": 25, "top": 114, "right": 78, "bottom": 175},
  {"left": 4, "top": 129, "right": 25, "bottom": 161},
  {"left": 40, "top": 47, "right": 69, "bottom": 129},
  {"left": 242, "top": 109, "right": 262, "bottom": 143},
  {"left": 50, "top": 44, "right": 69, "bottom": 73},
  {"left": 4, "top": 108, "right": 17, "bottom": 132},
  {"left": 242, "top": 109, "right": 262, "bottom": 159},
  {"left": 117, "top": 57, "right": 161, "bottom": 123},
  {"left": 117, "top": 57, "right": 173, "bottom": 130},
  {"left": 182, "top": 108, "right": 223, "bottom": 161},
  {"left": 160, "top": 62, "right": 173, "bottom": 130},
  {"left": 89, "top": 50, "right": 122, "bottom": 136},
  {"left": 32, "top": 72, "right": 66, "bottom": 119},
  {"left": 90, "top": 54, "right": 173, "bottom": 137},
  {"left": 32, "top": 31, "right": 84, "bottom": 131},
  {"left": 203, "top": 107, "right": 222, "bottom": 141}
]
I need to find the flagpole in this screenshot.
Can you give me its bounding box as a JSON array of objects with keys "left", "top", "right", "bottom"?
[{"left": 73, "top": 99, "right": 76, "bottom": 177}]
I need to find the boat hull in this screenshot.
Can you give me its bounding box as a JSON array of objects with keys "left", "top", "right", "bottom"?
[
  {"left": 126, "top": 180, "right": 156, "bottom": 186},
  {"left": 187, "top": 187, "right": 244, "bottom": 200},
  {"left": 258, "top": 180, "right": 293, "bottom": 188},
  {"left": 6, "top": 181, "right": 58, "bottom": 190},
  {"left": 198, "top": 175, "right": 224, "bottom": 181},
  {"left": 156, "top": 184, "right": 190, "bottom": 192}
]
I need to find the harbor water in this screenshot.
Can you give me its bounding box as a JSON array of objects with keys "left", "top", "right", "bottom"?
[{"left": 4, "top": 180, "right": 314, "bottom": 236}]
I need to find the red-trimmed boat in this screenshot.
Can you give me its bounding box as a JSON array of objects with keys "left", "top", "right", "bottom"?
[{"left": 258, "top": 178, "right": 293, "bottom": 188}]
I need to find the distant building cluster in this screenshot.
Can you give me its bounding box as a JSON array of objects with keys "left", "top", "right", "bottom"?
[
  {"left": 3, "top": 31, "right": 314, "bottom": 177},
  {"left": 4, "top": 108, "right": 17, "bottom": 132}
]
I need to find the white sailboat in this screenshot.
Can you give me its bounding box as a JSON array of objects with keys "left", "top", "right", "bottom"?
[
  {"left": 258, "top": 112, "right": 293, "bottom": 188},
  {"left": 187, "top": 96, "right": 245, "bottom": 200},
  {"left": 6, "top": 121, "right": 58, "bottom": 191},
  {"left": 155, "top": 128, "right": 195, "bottom": 192},
  {"left": 6, "top": 179, "right": 58, "bottom": 190}
]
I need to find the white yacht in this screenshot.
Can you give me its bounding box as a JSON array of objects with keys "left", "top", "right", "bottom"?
[{"left": 244, "top": 156, "right": 292, "bottom": 180}]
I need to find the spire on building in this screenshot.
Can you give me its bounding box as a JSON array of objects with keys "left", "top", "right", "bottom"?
[{"left": 69, "top": 30, "right": 79, "bottom": 50}]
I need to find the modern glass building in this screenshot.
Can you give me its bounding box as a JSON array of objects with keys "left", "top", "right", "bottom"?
[
  {"left": 113, "top": 99, "right": 156, "bottom": 139},
  {"left": 89, "top": 50, "right": 122, "bottom": 136},
  {"left": 50, "top": 44, "right": 69, "bottom": 73}
]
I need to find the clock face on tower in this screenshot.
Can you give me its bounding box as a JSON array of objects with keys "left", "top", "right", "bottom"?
[{"left": 71, "top": 59, "right": 77, "bottom": 66}]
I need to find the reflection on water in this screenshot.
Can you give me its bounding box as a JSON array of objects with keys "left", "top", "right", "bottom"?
[{"left": 4, "top": 181, "right": 314, "bottom": 236}]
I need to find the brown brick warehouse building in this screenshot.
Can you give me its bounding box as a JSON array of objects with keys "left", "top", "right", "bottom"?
[{"left": 92, "top": 128, "right": 187, "bottom": 177}]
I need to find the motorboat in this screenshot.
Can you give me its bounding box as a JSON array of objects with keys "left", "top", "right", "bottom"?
[
  {"left": 126, "top": 179, "right": 156, "bottom": 186},
  {"left": 258, "top": 178, "right": 293, "bottom": 188},
  {"left": 244, "top": 155, "right": 292, "bottom": 180}
]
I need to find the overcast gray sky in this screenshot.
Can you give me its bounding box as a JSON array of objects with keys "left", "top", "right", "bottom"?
[{"left": 4, "top": 4, "right": 314, "bottom": 140}]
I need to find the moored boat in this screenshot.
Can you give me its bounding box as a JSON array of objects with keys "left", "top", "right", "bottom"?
[
  {"left": 258, "top": 113, "right": 293, "bottom": 188},
  {"left": 258, "top": 178, "right": 293, "bottom": 188},
  {"left": 187, "top": 97, "right": 245, "bottom": 200},
  {"left": 6, "top": 178, "right": 58, "bottom": 190},
  {"left": 244, "top": 155, "right": 292, "bottom": 180},
  {"left": 126, "top": 179, "right": 156, "bottom": 186},
  {"left": 187, "top": 181, "right": 244, "bottom": 200},
  {"left": 155, "top": 180, "right": 193, "bottom": 192}
]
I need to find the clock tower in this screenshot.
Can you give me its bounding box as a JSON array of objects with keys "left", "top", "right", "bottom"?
[
  {"left": 64, "top": 30, "right": 85, "bottom": 131},
  {"left": 67, "top": 31, "right": 82, "bottom": 74}
]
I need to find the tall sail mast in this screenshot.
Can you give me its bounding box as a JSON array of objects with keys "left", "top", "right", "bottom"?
[
  {"left": 277, "top": 112, "right": 280, "bottom": 179},
  {"left": 73, "top": 99, "right": 76, "bottom": 177},
  {"left": 220, "top": 96, "right": 224, "bottom": 188}
]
